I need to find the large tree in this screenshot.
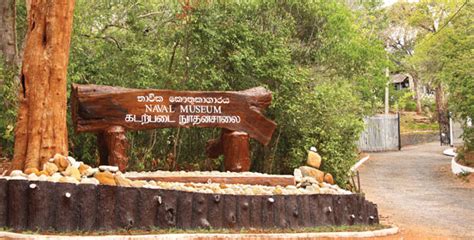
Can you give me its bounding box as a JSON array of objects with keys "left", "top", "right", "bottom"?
[
  {"left": 0, "top": 0, "right": 17, "bottom": 66},
  {"left": 408, "top": 0, "right": 465, "bottom": 144},
  {"left": 10, "top": 0, "right": 75, "bottom": 172}
]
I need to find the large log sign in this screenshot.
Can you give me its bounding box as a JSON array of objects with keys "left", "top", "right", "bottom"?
[{"left": 71, "top": 84, "right": 277, "bottom": 171}]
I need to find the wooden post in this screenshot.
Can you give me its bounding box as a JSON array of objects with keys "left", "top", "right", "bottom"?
[
  {"left": 206, "top": 129, "right": 250, "bottom": 172},
  {"left": 222, "top": 130, "right": 250, "bottom": 172},
  {"left": 97, "top": 126, "right": 129, "bottom": 171}
]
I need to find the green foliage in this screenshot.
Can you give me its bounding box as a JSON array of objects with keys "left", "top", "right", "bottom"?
[
  {"left": 410, "top": 1, "right": 473, "bottom": 150},
  {"left": 0, "top": 59, "right": 18, "bottom": 157},
  {"left": 63, "top": 0, "right": 389, "bottom": 185},
  {"left": 0, "top": 1, "right": 389, "bottom": 186},
  {"left": 279, "top": 82, "right": 365, "bottom": 184}
]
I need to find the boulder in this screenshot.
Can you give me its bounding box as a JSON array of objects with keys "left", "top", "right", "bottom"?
[
  {"left": 81, "top": 177, "right": 100, "bottom": 185},
  {"left": 299, "top": 166, "right": 324, "bottom": 183},
  {"left": 62, "top": 166, "right": 82, "bottom": 181},
  {"left": 78, "top": 163, "right": 91, "bottom": 176},
  {"left": 94, "top": 171, "right": 116, "bottom": 186},
  {"left": 99, "top": 165, "right": 119, "bottom": 173},
  {"left": 24, "top": 168, "right": 40, "bottom": 176},
  {"left": 43, "top": 162, "right": 59, "bottom": 175},
  {"left": 323, "top": 173, "right": 335, "bottom": 185},
  {"left": 84, "top": 167, "right": 99, "bottom": 177},
  {"left": 293, "top": 168, "right": 303, "bottom": 182},
  {"left": 59, "top": 176, "right": 78, "bottom": 184},
  {"left": 114, "top": 175, "right": 131, "bottom": 187},
  {"left": 307, "top": 148, "right": 322, "bottom": 168},
  {"left": 9, "top": 170, "right": 26, "bottom": 177},
  {"left": 53, "top": 153, "right": 70, "bottom": 171},
  {"left": 130, "top": 180, "right": 146, "bottom": 188}
]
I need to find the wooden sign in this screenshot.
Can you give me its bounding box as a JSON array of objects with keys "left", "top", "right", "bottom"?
[
  {"left": 71, "top": 84, "right": 276, "bottom": 145},
  {"left": 71, "top": 84, "right": 277, "bottom": 172}
]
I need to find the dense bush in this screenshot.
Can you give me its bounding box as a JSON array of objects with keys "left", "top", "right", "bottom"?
[{"left": 0, "top": 60, "right": 17, "bottom": 158}]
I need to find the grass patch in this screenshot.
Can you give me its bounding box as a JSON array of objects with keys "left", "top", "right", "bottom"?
[
  {"left": 3, "top": 225, "right": 389, "bottom": 236},
  {"left": 400, "top": 112, "right": 438, "bottom": 134}
]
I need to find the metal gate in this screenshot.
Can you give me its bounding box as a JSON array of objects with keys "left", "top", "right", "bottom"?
[{"left": 357, "top": 114, "right": 401, "bottom": 152}]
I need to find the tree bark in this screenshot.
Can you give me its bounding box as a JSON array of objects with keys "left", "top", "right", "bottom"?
[
  {"left": 97, "top": 126, "right": 129, "bottom": 172},
  {"left": 435, "top": 83, "right": 449, "bottom": 144},
  {"left": 206, "top": 129, "right": 251, "bottom": 172},
  {"left": 10, "top": 0, "right": 75, "bottom": 172},
  {"left": 0, "top": 0, "right": 17, "bottom": 65},
  {"left": 410, "top": 71, "right": 423, "bottom": 114}
]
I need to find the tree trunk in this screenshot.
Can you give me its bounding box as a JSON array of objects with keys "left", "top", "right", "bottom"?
[
  {"left": 410, "top": 72, "right": 423, "bottom": 114},
  {"left": 10, "top": 0, "right": 75, "bottom": 172},
  {"left": 435, "top": 83, "right": 449, "bottom": 145},
  {"left": 0, "top": 0, "right": 17, "bottom": 65}
]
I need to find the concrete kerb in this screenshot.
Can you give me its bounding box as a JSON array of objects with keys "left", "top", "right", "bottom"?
[
  {"left": 351, "top": 155, "right": 370, "bottom": 172},
  {"left": 451, "top": 157, "right": 474, "bottom": 175},
  {"left": 0, "top": 226, "right": 399, "bottom": 239},
  {"left": 443, "top": 148, "right": 456, "bottom": 157},
  {"left": 443, "top": 148, "right": 474, "bottom": 175}
]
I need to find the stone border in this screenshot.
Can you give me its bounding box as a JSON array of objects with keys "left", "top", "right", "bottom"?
[
  {"left": 451, "top": 157, "right": 474, "bottom": 175},
  {"left": 443, "top": 148, "right": 456, "bottom": 157},
  {"left": 351, "top": 155, "right": 370, "bottom": 172},
  {"left": 0, "top": 226, "right": 399, "bottom": 239}
]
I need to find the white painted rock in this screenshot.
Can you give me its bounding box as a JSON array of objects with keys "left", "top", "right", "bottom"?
[
  {"left": 38, "top": 174, "right": 49, "bottom": 181},
  {"left": 10, "top": 175, "right": 27, "bottom": 180},
  {"left": 85, "top": 167, "right": 99, "bottom": 177},
  {"left": 28, "top": 173, "right": 39, "bottom": 181},
  {"left": 293, "top": 168, "right": 303, "bottom": 182},
  {"left": 10, "top": 170, "right": 26, "bottom": 177},
  {"left": 67, "top": 156, "right": 77, "bottom": 165},
  {"left": 81, "top": 177, "right": 100, "bottom": 185},
  {"left": 99, "top": 165, "right": 119, "bottom": 173}
]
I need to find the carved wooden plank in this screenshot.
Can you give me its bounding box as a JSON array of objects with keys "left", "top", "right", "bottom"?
[
  {"left": 77, "top": 184, "right": 98, "bottom": 231},
  {"left": 262, "top": 196, "right": 275, "bottom": 228},
  {"left": 0, "top": 180, "right": 381, "bottom": 231},
  {"left": 223, "top": 195, "right": 238, "bottom": 229},
  {"left": 7, "top": 180, "right": 29, "bottom": 230},
  {"left": 299, "top": 195, "right": 312, "bottom": 228},
  {"left": 137, "top": 188, "right": 159, "bottom": 229},
  {"left": 237, "top": 195, "right": 251, "bottom": 229},
  {"left": 207, "top": 194, "right": 224, "bottom": 229},
  {"left": 333, "top": 194, "right": 354, "bottom": 226},
  {"left": 176, "top": 191, "right": 193, "bottom": 229},
  {"left": 274, "top": 195, "right": 288, "bottom": 228},
  {"left": 157, "top": 190, "right": 177, "bottom": 228},
  {"left": 249, "top": 196, "right": 263, "bottom": 229},
  {"left": 28, "top": 181, "right": 55, "bottom": 230},
  {"left": 310, "top": 194, "right": 336, "bottom": 226},
  {"left": 127, "top": 175, "right": 295, "bottom": 187},
  {"left": 286, "top": 195, "right": 300, "bottom": 228},
  {"left": 97, "top": 185, "right": 116, "bottom": 230},
  {"left": 116, "top": 187, "right": 139, "bottom": 229},
  {"left": 71, "top": 84, "right": 276, "bottom": 145},
  {"left": 54, "top": 183, "right": 79, "bottom": 231},
  {"left": 191, "top": 193, "right": 209, "bottom": 228},
  {"left": 0, "top": 179, "right": 7, "bottom": 227}
]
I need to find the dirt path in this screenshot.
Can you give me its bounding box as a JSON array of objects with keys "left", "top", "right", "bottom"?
[{"left": 359, "top": 142, "right": 474, "bottom": 239}]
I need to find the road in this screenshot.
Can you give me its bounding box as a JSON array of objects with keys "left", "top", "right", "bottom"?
[{"left": 359, "top": 142, "right": 474, "bottom": 239}]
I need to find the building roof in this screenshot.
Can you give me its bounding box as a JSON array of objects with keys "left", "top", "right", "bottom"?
[{"left": 390, "top": 73, "right": 411, "bottom": 83}]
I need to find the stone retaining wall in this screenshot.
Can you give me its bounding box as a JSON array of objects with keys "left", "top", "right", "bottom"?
[
  {"left": 0, "top": 179, "right": 379, "bottom": 232},
  {"left": 401, "top": 132, "right": 439, "bottom": 147}
]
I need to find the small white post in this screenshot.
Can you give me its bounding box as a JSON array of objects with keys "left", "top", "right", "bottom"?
[{"left": 449, "top": 113, "right": 454, "bottom": 147}]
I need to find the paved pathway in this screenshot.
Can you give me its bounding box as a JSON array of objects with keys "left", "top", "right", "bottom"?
[{"left": 359, "top": 142, "right": 474, "bottom": 239}]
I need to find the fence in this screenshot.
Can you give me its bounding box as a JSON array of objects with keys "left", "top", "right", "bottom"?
[{"left": 357, "top": 114, "right": 400, "bottom": 152}]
